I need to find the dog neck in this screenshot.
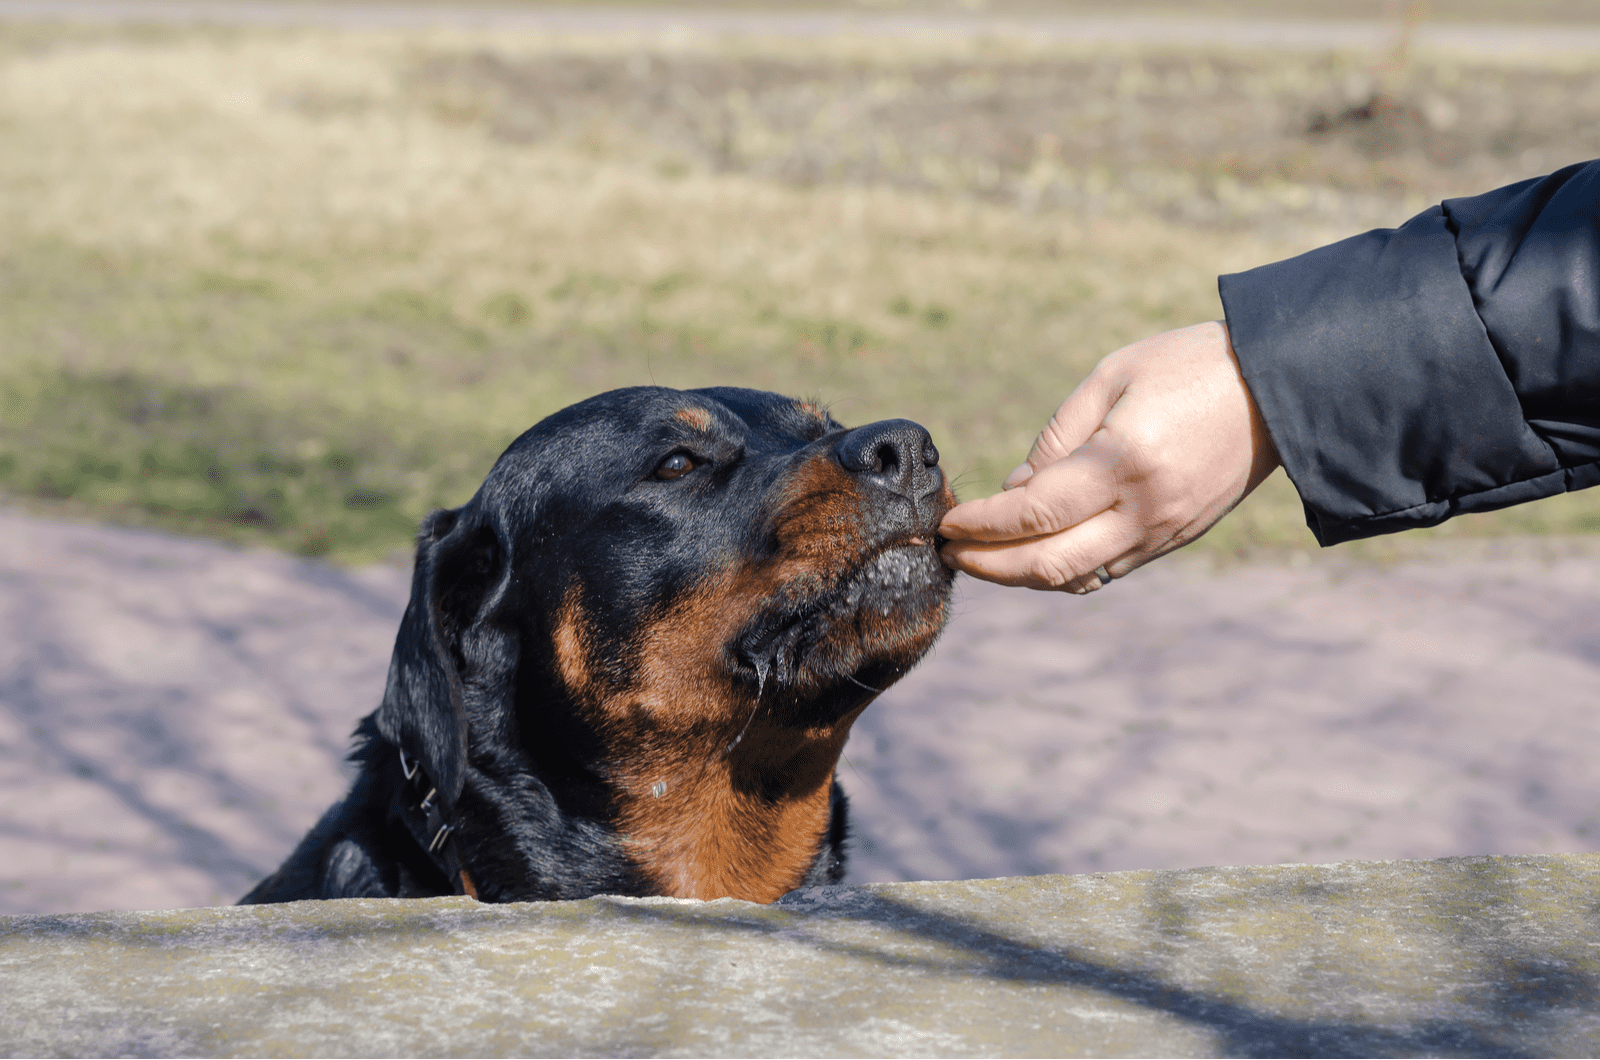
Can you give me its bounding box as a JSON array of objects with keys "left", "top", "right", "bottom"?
[
  {"left": 549, "top": 575, "right": 872, "bottom": 901},
  {"left": 604, "top": 710, "right": 861, "bottom": 902}
]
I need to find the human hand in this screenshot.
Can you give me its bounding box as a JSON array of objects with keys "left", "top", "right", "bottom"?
[{"left": 939, "top": 321, "right": 1280, "bottom": 592}]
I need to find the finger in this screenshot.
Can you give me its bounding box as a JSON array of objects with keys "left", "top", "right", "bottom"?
[
  {"left": 939, "top": 431, "right": 1118, "bottom": 542},
  {"left": 939, "top": 507, "right": 1140, "bottom": 591},
  {"left": 1058, "top": 542, "right": 1152, "bottom": 594},
  {"left": 1019, "top": 368, "right": 1121, "bottom": 477}
]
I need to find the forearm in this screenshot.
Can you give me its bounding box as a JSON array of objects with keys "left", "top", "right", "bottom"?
[{"left": 1221, "top": 161, "right": 1600, "bottom": 546}]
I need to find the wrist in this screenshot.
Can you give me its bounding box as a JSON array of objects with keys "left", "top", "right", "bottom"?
[{"left": 1216, "top": 320, "right": 1281, "bottom": 492}]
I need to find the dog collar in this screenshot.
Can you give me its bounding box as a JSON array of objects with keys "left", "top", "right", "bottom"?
[{"left": 398, "top": 747, "right": 479, "bottom": 900}]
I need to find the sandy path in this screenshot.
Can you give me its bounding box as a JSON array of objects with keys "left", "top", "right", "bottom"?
[{"left": 2, "top": 508, "right": 1597, "bottom": 914}]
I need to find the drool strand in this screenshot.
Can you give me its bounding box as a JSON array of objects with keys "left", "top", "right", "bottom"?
[{"left": 723, "top": 662, "right": 768, "bottom": 756}]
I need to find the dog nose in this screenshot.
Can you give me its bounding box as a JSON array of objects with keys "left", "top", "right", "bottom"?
[{"left": 833, "top": 419, "right": 941, "bottom": 497}]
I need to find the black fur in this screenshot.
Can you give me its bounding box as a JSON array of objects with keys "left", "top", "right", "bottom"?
[{"left": 240, "top": 386, "right": 953, "bottom": 905}]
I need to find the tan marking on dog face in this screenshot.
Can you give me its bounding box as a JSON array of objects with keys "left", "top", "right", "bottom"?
[
  {"left": 768, "top": 449, "right": 871, "bottom": 562},
  {"left": 551, "top": 583, "right": 592, "bottom": 697},
  {"left": 795, "top": 400, "right": 829, "bottom": 424},
  {"left": 674, "top": 406, "right": 713, "bottom": 431}
]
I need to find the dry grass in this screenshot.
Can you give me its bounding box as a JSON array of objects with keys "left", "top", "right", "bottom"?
[{"left": 1, "top": 20, "right": 1597, "bottom": 561}]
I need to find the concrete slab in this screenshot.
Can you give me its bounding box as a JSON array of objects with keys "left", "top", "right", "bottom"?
[{"left": 3, "top": 854, "right": 1598, "bottom": 1058}]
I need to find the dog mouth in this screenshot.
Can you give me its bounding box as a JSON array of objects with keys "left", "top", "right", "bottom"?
[{"left": 729, "top": 535, "right": 951, "bottom": 712}]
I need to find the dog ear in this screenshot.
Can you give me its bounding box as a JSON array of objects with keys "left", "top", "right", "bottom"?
[{"left": 374, "top": 506, "right": 498, "bottom": 814}]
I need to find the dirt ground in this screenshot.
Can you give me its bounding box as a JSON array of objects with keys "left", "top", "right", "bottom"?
[{"left": 4, "top": 506, "right": 1599, "bottom": 915}]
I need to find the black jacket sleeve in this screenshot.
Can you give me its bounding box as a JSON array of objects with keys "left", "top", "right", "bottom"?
[{"left": 1218, "top": 160, "right": 1600, "bottom": 546}]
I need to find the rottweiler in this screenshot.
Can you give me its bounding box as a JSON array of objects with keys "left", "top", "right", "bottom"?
[{"left": 240, "top": 386, "right": 955, "bottom": 905}]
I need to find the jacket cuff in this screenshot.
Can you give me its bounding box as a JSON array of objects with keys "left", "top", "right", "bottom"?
[{"left": 1219, "top": 207, "right": 1559, "bottom": 546}]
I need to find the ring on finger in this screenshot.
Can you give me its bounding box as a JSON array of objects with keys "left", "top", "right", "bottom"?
[{"left": 1093, "top": 564, "right": 1113, "bottom": 585}]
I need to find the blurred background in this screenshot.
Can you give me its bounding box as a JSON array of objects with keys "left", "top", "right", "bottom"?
[
  {"left": 2, "top": 0, "right": 1600, "bottom": 913},
  {"left": 4, "top": 0, "right": 1600, "bottom": 562}
]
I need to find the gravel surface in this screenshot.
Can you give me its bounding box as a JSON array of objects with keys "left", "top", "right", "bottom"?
[{"left": 4, "top": 507, "right": 1599, "bottom": 914}]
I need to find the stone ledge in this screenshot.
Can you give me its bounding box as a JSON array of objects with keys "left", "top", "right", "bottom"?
[{"left": 3, "top": 854, "right": 1598, "bottom": 1058}]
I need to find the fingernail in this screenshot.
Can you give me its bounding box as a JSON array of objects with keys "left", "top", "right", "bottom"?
[{"left": 1002, "top": 463, "right": 1033, "bottom": 490}]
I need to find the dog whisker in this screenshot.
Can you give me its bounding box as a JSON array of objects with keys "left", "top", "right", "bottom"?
[{"left": 846, "top": 673, "right": 885, "bottom": 695}]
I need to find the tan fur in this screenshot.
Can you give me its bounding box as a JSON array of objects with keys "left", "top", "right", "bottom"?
[
  {"left": 795, "top": 400, "right": 829, "bottom": 424},
  {"left": 552, "top": 584, "right": 593, "bottom": 695},
  {"left": 675, "top": 406, "right": 714, "bottom": 431},
  {"left": 601, "top": 563, "right": 867, "bottom": 902}
]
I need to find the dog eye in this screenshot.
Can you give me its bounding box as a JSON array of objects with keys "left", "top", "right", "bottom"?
[{"left": 654, "top": 453, "right": 697, "bottom": 481}]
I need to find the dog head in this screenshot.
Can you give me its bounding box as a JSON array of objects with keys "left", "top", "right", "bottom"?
[{"left": 374, "top": 386, "right": 955, "bottom": 900}]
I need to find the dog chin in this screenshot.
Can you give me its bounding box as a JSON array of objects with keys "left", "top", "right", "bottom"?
[
  {"left": 732, "top": 540, "right": 953, "bottom": 716},
  {"left": 841, "top": 541, "right": 950, "bottom": 617}
]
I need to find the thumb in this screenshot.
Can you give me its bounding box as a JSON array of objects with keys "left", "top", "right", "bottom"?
[{"left": 1004, "top": 368, "right": 1120, "bottom": 489}]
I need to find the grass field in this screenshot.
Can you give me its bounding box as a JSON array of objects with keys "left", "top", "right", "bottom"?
[{"left": 1, "top": 14, "right": 1598, "bottom": 562}]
